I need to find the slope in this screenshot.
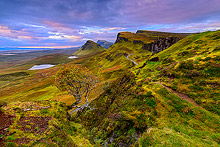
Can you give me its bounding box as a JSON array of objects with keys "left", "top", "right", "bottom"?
[
  {"left": 139, "top": 30, "right": 220, "bottom": 115},
  {"left": 0, "top": 101, "right": 93, "bottom": 146},
  {"left": 83, "top": 30, "right": 190, "bottom": 80},
  {"left": 74, "top": 30, "right": 220, "bottom": 146},
  {"left": 73, "top": 40, "right": 106, "bottom": 56}
]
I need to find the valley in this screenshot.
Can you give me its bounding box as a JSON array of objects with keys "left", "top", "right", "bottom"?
[{"left": 0, "top": 30, "right": 220, "bottom": 146}]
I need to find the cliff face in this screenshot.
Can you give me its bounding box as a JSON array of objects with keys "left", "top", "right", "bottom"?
[
  {"left": 142, "top": 37, "right": 181, "bottom": 53},
  {"left": 115, "top": 33, "right": 129, "bottom": 43},
  {"left": 115, "top": 32, "right": 183, "bottom": 54}
]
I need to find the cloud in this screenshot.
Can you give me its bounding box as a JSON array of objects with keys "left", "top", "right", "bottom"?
[
  {"left": 0, "top": 25, "right": 33, "bottom": 40},
  {"left": 48, "top": 34, "right": 82, "bottom": 41},
  {"left": 0, "top": 0, "right": 220, "bottom": 47},
  {"left": 149, "top": 21, "right": 220, "bottom": 33}
]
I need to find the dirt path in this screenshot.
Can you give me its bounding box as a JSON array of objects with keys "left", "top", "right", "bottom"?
[
  {"left": 126, "top": 54, "right": 138, "bottom": 65},
  {"left": 155, "top": 82, "right": 205, "bottom": 110}
]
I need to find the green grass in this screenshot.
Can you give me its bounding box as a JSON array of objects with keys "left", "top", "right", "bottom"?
[
  {"left": 0, "top": 30, "right": 220, "bottom": 146},
  {"left": 73, "top": 40, "right": 106, "bottom": 56}
]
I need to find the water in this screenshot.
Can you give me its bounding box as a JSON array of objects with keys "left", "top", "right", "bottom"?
[
  {"left": 29, "top": 64, "right": 55, "bottom": 70},
  {"left": 0, "top": 53, "right": 16, "bottom": 55},
  {"left": 68, "top": 56, "right": 78, "bottom": 59}
]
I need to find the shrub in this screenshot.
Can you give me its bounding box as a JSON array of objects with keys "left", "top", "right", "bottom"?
[
  {"left": 178, "top": 51, "right": 189, "bottom": 56},
  {"left": 178, "top": 60, "right": 194, "bottom": 70},
  {"left": 5, "top": 142, "right": 15, "bottom": 147},
  {"left": 195, "top": 99, "right": 202, "bottom": 104},
  {"left": 145, "top": 98, "right": 156, "bottom": 108},
  {"left": 162, "top": 57, "right": 174, "bottom": 64}
]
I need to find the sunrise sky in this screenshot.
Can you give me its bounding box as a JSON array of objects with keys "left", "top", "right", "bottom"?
[{"left": 0, "top": 0, "right": 220, "bottom": 49}]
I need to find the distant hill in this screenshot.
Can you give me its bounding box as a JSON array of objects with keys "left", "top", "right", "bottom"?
[
  {"left": 0, "top": 30, "right": 219, "bottom": 147},
  {"left": 97, "top": 40, "right": 113, "bottom": 49},
  {"left": 73, "top": 40, "right": 105, "bottom": 56},
  {"left": 0, "top": 48, "right": 79, "bottom": 63},
  {"left": 28, "top": 53, "right": 73, "bottom": 65},
  {"left": 76, "top": 30, "right": 220, "bottom": 146}
]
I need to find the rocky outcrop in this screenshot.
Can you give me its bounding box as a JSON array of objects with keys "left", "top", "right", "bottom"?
[
  {"left": 142, "top": 37, "right": 181, "bottom": 53},
  {"left": 115, "top": 32, "right": 182, "bottom": 54},
  {"left": 115, "top": 33, "right": 129, "bottom": 43}
]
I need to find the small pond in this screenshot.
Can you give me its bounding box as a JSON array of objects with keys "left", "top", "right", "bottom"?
[
  {"left": 68, "top": 56, "right": 78, "bottom": 59},
  {"left": 29, "top": 64, "right": 55, "bottom": 70}
]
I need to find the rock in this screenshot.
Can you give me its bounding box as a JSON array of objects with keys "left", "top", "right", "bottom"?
[
  {"left": 115, "top": 33, "right": 129, "bottom": 43},
  {"left": 142, "top": 37, "right": 181, "bottom": 53}
]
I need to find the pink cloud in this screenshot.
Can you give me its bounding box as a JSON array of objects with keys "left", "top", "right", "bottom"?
[
  {"left": 0, "top": 25, "right": 33, "bottom": 40},
  {"left": 43, "top": 20, "right": 79, "bottom": 34},
  {"left": 115, "top": 0, "right": 220, "bottom": 25},
  {"left": 155, "top": 22, "right": 220, "bottom": 32}
]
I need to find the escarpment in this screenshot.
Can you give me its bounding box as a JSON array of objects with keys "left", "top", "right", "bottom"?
[
  {"left": 115, "top": 31, "right": 191, "bottom": 54},
  {"left": 141, "top": 37, "right": 181, "bottom": 53}
]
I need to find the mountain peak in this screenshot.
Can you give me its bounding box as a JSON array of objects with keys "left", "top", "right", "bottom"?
[
  {"left": 73, "top": 40, "right": 105, "bottom": 56},
  {"left": 81, "top": 40, "right": 102, "bottom": 50}
]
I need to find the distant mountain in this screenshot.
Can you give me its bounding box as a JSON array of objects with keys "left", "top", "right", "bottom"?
[
  {"left": 0, "top": 30, "right": 220, "bottom": 147},
  {"left": 97, "top": 40, "right": 113, "bottom": 49},
  {"left": 73, "top": 40, "right": 105, "bottom": 56}
]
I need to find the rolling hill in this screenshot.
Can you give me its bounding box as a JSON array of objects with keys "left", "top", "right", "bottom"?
[
  {"left": 0, "top": 30, "right": 219, "bottom": 146},
  {"left": 75, "top": 30, "right": 220, "bottom": 146}
]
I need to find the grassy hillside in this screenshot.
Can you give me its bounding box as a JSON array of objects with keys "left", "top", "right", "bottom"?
[
  {"left": 73, "top": 30, "right": 220, "bottom": 146},
  {"left": 141, "top": 30, "right": 220, "bottom": 115},
  {"left": 73, "top": 40, "right": 106, "bottom": 56},
  {"left": 0, "top": 30, "right": 219, "bottom": 146},
  {"left": 82, "top": 31, "right": 189, "bottom": 81},
  {"left": 0, "top": 52, "right": 105, "bottom": 105},
  {"left": 136, "top": 30, "right": 192, "bottom": 38},
  {"left": 76, "top": 71, "right": 220, "bottom": 146},
  {"left": 0, "top": 101, "right": 93, "bottom": 146},
  {"left": 0, "top": 53, "right": 75, "bottom": 75}
]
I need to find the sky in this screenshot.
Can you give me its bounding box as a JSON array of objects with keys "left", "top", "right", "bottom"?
[{"left": 0, "top": 0, "right": 220, "bottom": 48}]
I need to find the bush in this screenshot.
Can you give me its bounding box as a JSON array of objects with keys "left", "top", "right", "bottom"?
[
  {"left": 139, "top": 136, "right": 153, "bottom": 146},
  {"left": 162, "top": 57, "right": 174, "bottom": 64},
  {"left": 5, "top": 142, "right": 15, "bottom": 147},
  {"left": 195, "top": 99, "right": 202, "bottom": 104},
  {"left": 178, "top": 51, "right": 189, "bottom": 56},
  {"left": 145, "top": 98, "right": 156, "bottom": 108},
  {"left": 178, "top": 60, "right": 194, "bottom": 70}
]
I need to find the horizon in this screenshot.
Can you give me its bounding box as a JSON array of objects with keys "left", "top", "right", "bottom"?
[{"left": 0, "top": 0, "right": 220, "bottom": 49}]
